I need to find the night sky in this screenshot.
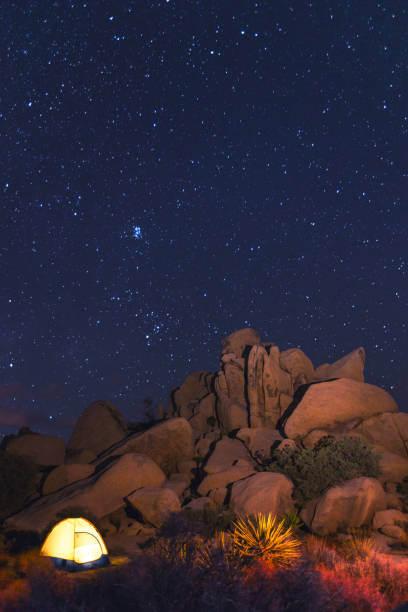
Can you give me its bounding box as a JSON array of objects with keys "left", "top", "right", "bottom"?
[{"left": 2, "top": 1, "right": 407, "bottom": 440}]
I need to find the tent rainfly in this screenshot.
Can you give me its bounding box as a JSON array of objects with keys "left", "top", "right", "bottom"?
[{"left": 41, "top": 517, "right": 109, "bottom": 571}]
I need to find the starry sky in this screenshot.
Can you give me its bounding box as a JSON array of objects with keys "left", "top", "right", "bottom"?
[{"left": 1, "top": 1, "right": 407, "bottom": 440}]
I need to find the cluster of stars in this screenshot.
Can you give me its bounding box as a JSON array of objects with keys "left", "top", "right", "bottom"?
[{"left": 0, "top": 1, "right": 407, "bottom": 437}]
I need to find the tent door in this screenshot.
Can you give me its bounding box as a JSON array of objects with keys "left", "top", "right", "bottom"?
[{"left": 74, "top": 532, "right": 103, "bottom": 564}]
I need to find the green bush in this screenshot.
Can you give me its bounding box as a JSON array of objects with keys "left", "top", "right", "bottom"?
[
  {"left": 0, "top": 451, "right": 38, "bottom": 520},
  {"left": 266, "top": 436, "right": 381, "bottom": 505}
]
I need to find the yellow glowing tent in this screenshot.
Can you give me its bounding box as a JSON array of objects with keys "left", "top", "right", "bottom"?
[{"left": 41, "top": 517, "right": 109, "bottom": 571}]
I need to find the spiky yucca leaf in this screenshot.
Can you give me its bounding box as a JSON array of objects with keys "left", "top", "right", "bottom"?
[{"left": 230, "top": 513, "right": 301, "bottom": 567}]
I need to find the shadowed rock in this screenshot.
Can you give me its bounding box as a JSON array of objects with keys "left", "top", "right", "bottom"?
[
  {"left": 67, "top": 400, "right": 127, "bottom": 457},
  {"left": 5, "top": 453, "right": 166, "bottom": 533},
  {"left": 95, "top": 417, "right": 194, "bottom": 475},
  {"left": 6, "top": 434, "right": 65, "bottom": 467}
]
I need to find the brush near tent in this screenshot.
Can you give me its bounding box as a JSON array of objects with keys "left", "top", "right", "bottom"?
[{"left": 41, "top": 517, "right": 109, "bottom": 571}]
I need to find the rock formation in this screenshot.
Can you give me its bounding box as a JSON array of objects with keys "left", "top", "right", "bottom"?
[{"left": 4, "top": 327, "right": 408, "bottom": 551}]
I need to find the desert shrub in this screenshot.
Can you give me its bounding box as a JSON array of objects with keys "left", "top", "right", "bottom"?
[
  {"left": 0, "top": 451, "right": 38, "bottom": 520},
  {"left": 230, "top": 513, "right": 302, "bottom": 567},
  {"left": 157, "top": 510, "right": 209, "bottom": 540},
  {"left": 202, "top": 502, "right": 237, "bottom": 536},
  {"left": 158, "top": 503, "right": 236, "bottom": 541},
  {"left": 267, "top": 436, "right": 381, "bottom": 505},
  {"left": 277, "top": 508, "right": 304, "bottom": 533}
]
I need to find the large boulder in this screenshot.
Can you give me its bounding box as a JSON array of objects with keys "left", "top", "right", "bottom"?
[
  {"left": 353, "top": 412, "right": 408, "bottom": 458},
  {"left": 126, "top": 487, "right": 181, "bottom": 527},
  {"left": 203, "top": 437, "right": 254, "bottom": 474},
  {"left": 6, "top": 434, "right": 65, "bottom": 467},
  {"left": 221, "top": 328, "right": 261, "bottom": 358},
  {"left": 97, "top": 417, "right": 194, "bottom": 475},
  {"left": 6, "top": 453, "right": 166, "bottom": 532},
  {"left": 67, "top": 400, "right": 127, "bottom": 457},
  {"left": 198, "top": 463, "right": 256, "bottom": 496},
  {"left": 300, "top": 477, "right": 387, "bottom": 535},
  {"left": 314, "top": 347, "right": 366, "bottom": 382},
  {"left": 230, "top": 472, "right": 295, "bottom": 516},
  {"left": 43, "top": 464, "right": 95, "bottom": 495},
  {"left": 279, "top": 348, "right": 315, "bottom": 391},
  {"left": 236, "top": 428, "right": 283, "bottom": 460},
  {"left": 282, "top": 378, "right": 398, "bottom": 440}
]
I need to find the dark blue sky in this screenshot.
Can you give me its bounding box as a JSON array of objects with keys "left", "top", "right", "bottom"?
[{"left": 1, "top": 1, "right": 407, "bottom": 439}]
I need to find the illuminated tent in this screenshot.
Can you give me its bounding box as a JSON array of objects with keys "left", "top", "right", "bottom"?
[{"left": 41, "top": 517, "right": 109, "bottom": 571}]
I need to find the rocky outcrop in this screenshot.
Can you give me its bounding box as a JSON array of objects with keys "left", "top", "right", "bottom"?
[
  {"left": 126, "top": 487, "right": 181, "bottom": 527},
  {"left": 314, "top": 347, "right": 366, "bottom": 382},
  {"left": 43, "top": 464, "right": 95, "bottom": 495},
  {"left": 300, "top": 477, "right": 387, "bottom": 535},
  {"left": 4, "top": 328, "right": 405, "bottom": 544},
  {"left": 96, "top": 417, "right": 194, "bottom": 475},
  {"left": 67, "top": 400, "right": 127, "bottom": 457},
  {"left": 6, "top": 453, "right": 166, "bottom": 532},
  {"left": 230, "top": 472, "right": 295, "bottom": 516},
  {"left": 282, "top": 378, "right": 398, "bottom": 440},
  {"left": 6, "top": 434, "right": 65, "bottom": 467}
]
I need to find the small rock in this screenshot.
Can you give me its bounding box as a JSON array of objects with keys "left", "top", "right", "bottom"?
[
  {"left": 127, "top": 487, "right": 181, "bottom": 527},
  {"left": 184, "top": 497, "right": 215, "bottom": 512},
  {"left": 204, "top": 437, "right": 254, "bottom": 474}
]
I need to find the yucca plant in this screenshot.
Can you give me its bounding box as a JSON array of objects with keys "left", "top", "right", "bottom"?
[{"left": 230, "top": 513, "right": 302, "bottom": 567}]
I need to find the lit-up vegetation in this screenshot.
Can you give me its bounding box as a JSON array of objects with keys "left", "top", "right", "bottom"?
[
  {"left": 230, "top": 513, "right": 302, "bottom": 566},
  {"left": 1, "top": 513, "right": 408, "bottom": 610}
]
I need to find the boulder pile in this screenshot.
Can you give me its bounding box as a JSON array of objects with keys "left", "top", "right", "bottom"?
[{"left": 4, "top": 328, "right": 408, "bottom": 551}]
